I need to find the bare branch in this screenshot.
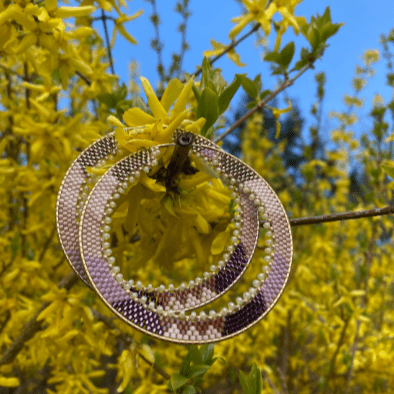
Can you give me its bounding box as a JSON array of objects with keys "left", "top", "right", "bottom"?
[
  {"left": 288, "top": 206, "right": 394, "bottom": 227},
  {"left": 101, "top": 9, "right": 115, "bottom": 75},
  {"left": 214, "top": 61, "right": 315, "bottom": 143}
]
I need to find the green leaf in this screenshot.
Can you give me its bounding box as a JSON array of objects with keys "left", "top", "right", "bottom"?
[
  {"left": 381, "top": 163, "right": 394, "bottom": 180},
  {"left": 280, "top": 41, "right": 295, "bottom": 68},
  {"left": 239, "top": 75, "right": 259, "bottom": 99},
  {"left": 254, "top": 74, "right": 262, "bottom": 93},
  {"left": 189, "top": 345, "right": 203, "bottom": 365},
  {"left": 201, "top": 57, "right": 216, "bottom": 93},
  {"left": 170, "top": 373, "right": 189, "bottom": 391},
  {"left": 189, "top": 364, "right": 210, "bottom": 378},
  {"left": 239, "top": 371, "right": 250, "bottom": 394},
  {"left": 199, "top": 344, "right": 214, "bottom": 364},
  {"left": 260, "top": 89, "right": 271, "bottom": 101},
  {"left": 264, "top": 51, "right": 281, "bottom": 64},
  {"left": 196, "top": 88, "right": 219, "bottom": 136},
  {"left": 246, "top": 363, "right": 262, "bottom": 394},
  {"left": 218, "top": 76, "right": 242, "bottom": 114},
  {"left": 321, "top": 6, "right": 332, "bottom": 24},
  {"left": 321, "top": 23, "right": 343, "bottom": 41},
  {"left": 308, "top": 27, "right": 320, "bottom": 52},
  {"left": 192, "top": 85, "right": 200, "bottom": 103},
  {"left": 182, "top": 385, "right": 197, "bottom": 394}
]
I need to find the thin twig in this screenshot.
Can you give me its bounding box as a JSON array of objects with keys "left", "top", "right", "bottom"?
[
  {"left": 288, "top": 205, "right": 394, "bottom": 227},
  {"left": 214, "top": 61, "right": 315, "bottom": 144},
  {"left": 101, "top": 9, "right": 115, "bottom": 75},
  {"left": 76, "top": 71, "right": 92, "bottom": 86}
]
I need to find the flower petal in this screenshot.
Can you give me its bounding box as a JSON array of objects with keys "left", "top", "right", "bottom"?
[
  {"left": 140, "top": 77, "right": 169, "bottom": 121},
  {"left": 123, "top": 107, "right": 156, "bottom": 126}
]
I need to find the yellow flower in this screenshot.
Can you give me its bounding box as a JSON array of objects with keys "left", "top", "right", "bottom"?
[
  {"left": 270, "top": 99, "right": 292, "bottom": 138},
  {"left": 204, "top": 39, "right": 246, "bottom": 67},
  {"left": 112, "top": 76, "right": 206, "bottom": 152}
]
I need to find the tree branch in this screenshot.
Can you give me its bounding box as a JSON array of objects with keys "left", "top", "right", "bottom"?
[
  {"left": 214, "top": 60, "right": 316, "bottom": 143},
  {"left": 101, "top": 9, "right": 115, "bottom": 75},
  {"left": 288, "top": 205, "right": 394, "bottom": 227},
  {"left": 76, "top": 71, "right": 92, "bottom": 86}
]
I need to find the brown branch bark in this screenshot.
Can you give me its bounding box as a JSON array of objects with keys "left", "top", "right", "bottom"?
[{"left": 288, "top": 205, "right": 394, "bottom": 227}]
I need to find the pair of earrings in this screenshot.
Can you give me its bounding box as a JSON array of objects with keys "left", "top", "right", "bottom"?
[{"left": 56, "top": 130, "right": 292, "bottom": 343}]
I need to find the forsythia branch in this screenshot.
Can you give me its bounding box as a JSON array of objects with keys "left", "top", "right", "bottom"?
[
  {"left": 214, "top": 60, "right": 317, "bottom": 143},
  {"left": 288, "top": 205, "right": 394, "bottom": 226}
]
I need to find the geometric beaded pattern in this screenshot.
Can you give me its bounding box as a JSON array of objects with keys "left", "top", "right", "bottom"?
[
  {"left": 56, "top": 134, "right": 117, "bottom": 287},
  {"left": 76, "top": 134, "right": 293, "bottom": 343}
]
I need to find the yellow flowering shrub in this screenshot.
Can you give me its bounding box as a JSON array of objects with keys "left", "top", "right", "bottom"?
[{"left": 0, "top": 0, "right": 393, "bottom": 393}]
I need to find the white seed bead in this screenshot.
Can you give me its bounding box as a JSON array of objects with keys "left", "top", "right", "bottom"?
[
  {"left": 233, "top": 230, "right": 240, "bottom": 237},
  {"left": 152, "top": 159, "right": 158, "bottom": 166},
  {"left": 113, "top": 193, "right": 120, "bottom": 199},
  {"left": 265, "top": 248, "right": 272, "bottom": 254},
  {"left": 249, "top": 194, "right": 255, "bottom": 201},
  {"left": 249, "top": 287, "right": 257, "bottom": 296},
  {"left": 190, "top": 312, "right": 197, "bottom": 320},
  {"left": 221, "top": 307, "right": 229, "bottom": 316},
  {"left": 209, "top": 310, "right": 217, "bottom": 318},
  {"left": 266, "top": 239, "right": 273, "bottom": 246},
  {"left": 135, "top": 171, "right": 140, "bottom": 178},
  {"left": 263, "top": 222, "right": 270, "bottom": 229},
  {"left": 234, "top": 222, "right": 241, "bottom": 228},
  {"left": 243, "top": 186, "right": 250, "bottom": 193},
  {"left": 157, "top": 305, "right": 164, "bottom": 313},
  {"left": 102, "top": 233, "right": 110, "bottom": 240},
  {"left": 243, "top": 292, "right": 251, "bottom": 300},
  {"left": 266, "top": 231, "right": 273, "bottom": 238},
  {"left": 230, "top": 178, "right": 236, "bottom": 185},
  {"left": 179, "top": 310, "right": 185, "bottom": 317},
  {"left": 111, "top": 266, "right": 120, "bottom": 275},
  {"left": 149, "top": 302, "right": 155, "bottom": 309},
  {"left": 102, "top": 242, "right": 110, "bottom": 249},
  {"left": 124, "top": 281, "right": 132, "bottom": 290},
  {"left": 129, "top": 176, "right": 135, "bottom": 183},
  {"left": 143, "top": 166, "right": 150, "bottom": 173},
  {"left": 228, "top": 302, "right": 235, "bottom": 311},
  {"left": 227, "top": 245, "right": 234, "bottom": 252},
  {"left": 103, "top": 225, "right": 111, "bottom": 232},
  {"left": 110, "top": 201, "right": 116, "bottom": 208},
  {"left": 223, "top": 253, "right": 230, "bottom": 260},
  {"left": 231, "top": 192, "right": 237, "bottom": 198},
  {"left": 158, "top": 284, "right": 166, "bottom": 292},
  {"left": 122, "top": 182, "right": 128, "bottom": 189},
  {"left": 199, "top": 311, "right": 207, "bottom": 319},
  {"left": 254, "top": 199, "right": 261, "bottom": 205},
  {"left": 147, "top": 284, "right": 153, "bottom": 292},
  {"left": 258, "top": 206, "right": 265, "bottom": 212},
  {"left": 140, "top": 296, "right": 147, "bottom": 304},
  {"left": 180, "top": 283, "right": 186, "bottom": 290},
  {"left": 203, "top": 272, "right": 210, "bottom": 278},
  {"left": 188, "top": 280, "right": 195, "bottom": 287},
  {"left": 257, "top": 273, "right": 265, "bottom": 281},
  {"left": 210, "top": 265, "right": 217, "bottom": 272},
  {"left": 263, "top": 266, "right": 270, "bottom": 273},
  {"left": 167, "top": 310, "right": 174, "bottom": 316},
  {"left": 231, "top": 236, "right": 237, "bottom": 243},
  {"left": 168, "top": 284, "right": 175, "bottom": 291},
  {"left": 104, "top": 249, "right": 112, "bottom": 256},
  {"left": 131, "top": 292, "right": 138, "bottom": 300},
  {"left": 107, "top": 256, "right": 115, "bottom": 265},
  {"left": 136, "top": 281, "right": 142, "bottom": 288},
  {"left": 104, "top": 217, "right": 112, "bottom": 224},
  {"left": 195, "top": 277, "right": 202, "bottom": 284},
  {"left": 261, "top": 214, "right": 268, "bottom": 221},
  {"left": 218, "top": 260, "right": 225, "bottom": 267},
  {"left": 253, "top": 279, "right": 260, "bottom": 288},
  {"left": 236, "top": 297, "right": 243, "bottom": 305},
  {"left": 115, "top": 273, "right": 123, "bottom": 281}
]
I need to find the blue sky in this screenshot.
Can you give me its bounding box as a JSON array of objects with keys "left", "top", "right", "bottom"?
[{"left": 100, "top": 0, "right": 394, "bottom": 139}]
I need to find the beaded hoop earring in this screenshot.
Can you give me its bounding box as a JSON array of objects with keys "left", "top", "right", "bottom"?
[{"left": 57, "top": 130, "right": 293, "bottom": 343}]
